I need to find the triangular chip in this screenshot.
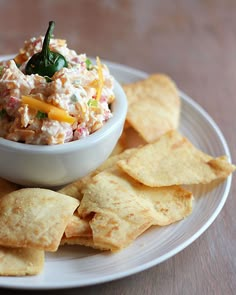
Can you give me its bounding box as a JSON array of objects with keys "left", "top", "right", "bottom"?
[
  {"left": 64, "top": 214, "right": 92, "bottom": 238},
  {"left": 58, "top": 147, "right": 137, "bottom": 200},
  {"left": 0, "top": 246, "right": 44, "bottom": 276},
  {"left": 58, "top": 174, "right": 92, "bottom": 201},
  {"left": 119, "top": 125, "right": 146, "bottom": 150},
  {"left": 60, "top": 236, "right": 107, "bottom": 250},
  {"left": 118, "top": 130, "right": 235, "bottom": 187},
  {"left": 123, "top": 74, "right": 181, "bottom": 143},
  {"left": 61, "top": 215, "right": 106, "bottom": 250},
  {"left": 93, "top": 168, "right": 193, "bottom": 226},
  {"left": 78, "top": 167, "right": 192, "bottom": 251},
  {"left": 139, "top": 185, "right": 193, "bottom": 226},
  {"left": 109, "top": 168, "right": 193, "bottom": 226},
  {"left": 0, "top": 188, "right": 79, "bottom": 251},
  {"left": 94, "top": 147, "right": 137, "bottom": 176},
  {"left": 89, "top": 211, "right": 142, "bottom": 251},
  {"left": 78, "top": 171, "right": 155, "bottom": 251}
]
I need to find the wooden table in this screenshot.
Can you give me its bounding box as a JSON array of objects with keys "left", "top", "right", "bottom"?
[{"left": 0, "top": 1, "right": 235, "bottom": 294}]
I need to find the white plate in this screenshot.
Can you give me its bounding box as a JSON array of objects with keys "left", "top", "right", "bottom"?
[{"left": 0, "top": 56, "right": 233, "bottom": 290}]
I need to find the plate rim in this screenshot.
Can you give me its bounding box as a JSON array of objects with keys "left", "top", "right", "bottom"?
[{"left": 0, "top": 55, "right": 233, "bottom": 290}]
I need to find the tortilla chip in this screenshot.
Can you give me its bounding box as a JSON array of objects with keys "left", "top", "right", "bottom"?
[
  {"left": 0, "top": 246, "right": 44, "bottom": 276},
  {"left": 118, "top": 130, "right": 236, "bottom": 187},
  {"left": 78, "top": 171, "right": 155, "bottom": 251},
  {"left": 0, "top": 178, "right": 20, "bottom": 198},
  {"left": 0, "top": 188, "right": 79, "bottom": 251},
  {"left": 123, "top": 74, "right": 181, "bottom": 143}
]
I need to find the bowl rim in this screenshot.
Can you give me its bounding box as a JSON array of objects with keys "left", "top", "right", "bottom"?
[{"left": 0, "top": 80, "right": 127, "bottom": 154}]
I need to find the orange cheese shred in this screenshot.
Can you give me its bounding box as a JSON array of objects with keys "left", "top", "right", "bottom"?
[
  {"left": 14, "top": 53, "right": 27, "bottom": 65},
  {"left": 21, "top": 95, "right": 76, "bottom": 124},
  {"left": 96, "top": 56, "right": 104, "bottom": 101}
]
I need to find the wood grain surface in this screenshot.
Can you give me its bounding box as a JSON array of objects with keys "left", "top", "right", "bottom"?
[{"left": 0, "top": 0, "right": 235, "bottom": 294}]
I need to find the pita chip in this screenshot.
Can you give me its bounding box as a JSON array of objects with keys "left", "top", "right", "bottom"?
[
  {"left": 94, "top": 168, "right": 193, "bottom": 226},
  {"left": 58, "top": 174, "right": 92, "bottom": 201},
  {"left": 64, "top": 214, "right": 92, "bottom": 238},
  {"left": 0, "top": 246, "right": 44, "bottom": 276},
  {"left": 58, "top": 147, "right": 137, "bottom": 200},
  {"left": 118, "top": 130, "right": 235, "bottom": 187},
  {"left": 63, "top": 163, "right": 192, "bottom": 249},
  {"left": 60, "top": 236, "right": 106, "bottom": 250},
  {"left": 139, "top": 185, "right": 193, "bottom": 226},
  {"left": 123, "top": 74, "right": 181, "bottom": 143},
  {"left": 61, "top": 214, "right": 98, "bottom": 249},
  {"left": 78, "top": 171, "right": 155, "bottom": 251},
  {"left": 0, "top": 188, "right": 79, "bottom": 251}
]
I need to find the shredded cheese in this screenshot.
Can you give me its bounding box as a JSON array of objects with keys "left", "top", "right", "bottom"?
[
  {"left": 88, "top": 80, "right": 99, "bottom": 88},
  {"left": 57, "top": 39, "right": 66, "bottom": 46},
  {"left": 14, "top": 53, "right": 27, "bottom": 65},
  {"left": 96, "top": 56, "right": 104, "bottom": 101},
  {"left": 21, "top": 95, "right": 76, "bottom": 124}
]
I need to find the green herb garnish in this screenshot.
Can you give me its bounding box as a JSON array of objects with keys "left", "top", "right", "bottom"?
[
  {"left": 85, "top": 58, "right": 93, "bottom": 70},
  {"left": 87, "top": 99, "right": 98, "bottom": 107},
  {"left": 36, "top": 111, "right": 48, "bottom": 119}
]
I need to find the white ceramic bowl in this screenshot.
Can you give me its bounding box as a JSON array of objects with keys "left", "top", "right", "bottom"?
[{"left": 0, "top": 80, "right": 127, "bottom": 188}]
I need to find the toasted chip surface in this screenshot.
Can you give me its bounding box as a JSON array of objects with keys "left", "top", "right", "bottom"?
[
  {"left": 64, "top": 214, "right": 92, "bottom": 238},
  {"left": 0, "top": 246, "right": 44, "bottom": 276},
  {"left": 123, "top": 74, "right": 181, "bottom": 143},
  {"left": 0, "top": 188, "right": 79, "bottom": 251},
  {"left": 60, "top": 236, "right": 107, "bottom": 251},
  {"left": 138, "top": 185, "right": 193, "bottom": 226},
  {"left": 118, "top": 130, "right": 235, "bottom": 187},
  {"left": 97, "top": 168, "right": 193, "bottom": 226},
  {"left": 78, "top": 167, "right": 193, "bottom": 250},
  {"left": 58, "top": 147, "right": 137, "bottom": 200},
  {"left": 89, "top": 211, "right": 143, "bottom": 251},
  {"left": 78, "top": 171, "right": 154, "bottom": 251},
  {"left": 58, "top": 174, "right": 92, "bottom": 200}
]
